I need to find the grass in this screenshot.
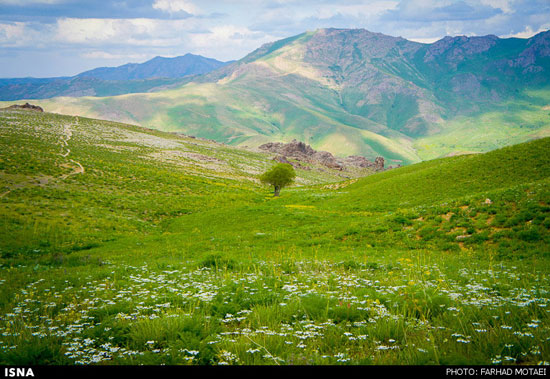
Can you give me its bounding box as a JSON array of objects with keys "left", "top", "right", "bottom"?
[{"left": 0, "top": 110, "right": 549, "bottom": 366}]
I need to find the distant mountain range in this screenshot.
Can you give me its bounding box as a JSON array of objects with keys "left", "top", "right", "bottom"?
[
  {"left": 0, "top": 53, "right": 230, "bottom": 100},
  {"left": 2, "top": 28, "right": 549, "bottom": 163},
  {"left": 77, "top": 54, "right": 230, "bottom": 81}
]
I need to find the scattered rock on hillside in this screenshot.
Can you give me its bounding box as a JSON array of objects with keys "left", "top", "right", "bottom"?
[
  {"left": 259, "top": 139, "right": 385, "bottom": 171},
  {"left": 3, "top": 102, "right": 44, "bottom": 112}
]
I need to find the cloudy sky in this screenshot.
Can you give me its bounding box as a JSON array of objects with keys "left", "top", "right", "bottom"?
[{"left": 0, "top": 0, "right": 549, "bottom": 77}]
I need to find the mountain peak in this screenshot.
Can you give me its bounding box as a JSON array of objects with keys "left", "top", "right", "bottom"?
[{"left": 76, "top": 54, "right": 229, "bottom": 81}]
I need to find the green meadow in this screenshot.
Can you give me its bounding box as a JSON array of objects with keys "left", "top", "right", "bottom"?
[{"left": 0, "top": 110, "right": 549, "bottom": 365}]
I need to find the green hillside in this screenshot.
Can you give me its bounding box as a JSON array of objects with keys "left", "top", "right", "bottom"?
[
  {"left": 3, "top": 29, "right": 549, "bottom": 165},
  {"left": 1, "top": 110, "right": 549, "bottom": 365}
]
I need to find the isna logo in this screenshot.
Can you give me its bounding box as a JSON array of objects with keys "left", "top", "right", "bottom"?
[{"left": 4, "top": 368, "right": 34, "bottom": 378}]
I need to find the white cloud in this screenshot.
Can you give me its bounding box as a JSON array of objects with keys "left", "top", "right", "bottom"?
[
  {"left": 503, "top": 24, "right": 550, "bottom": 38},
  {"left": 0, "top": 21, "right": 48, "bottom": 48},
  {"left": 152, "top": 0, "right": 198, "bottom": 15},
  {"left": 479, "top": 0, "right": 513, "bottom": 14},
  {"left": 0, "top": 22, "right": 26, "bottom": 45},
  {"left": 407, "top": 36, "right": 440, "bottom": 43},
  {"left": 53, "top": 18, "right": 195, "bottom": 47},
  {"left": 189, "top": 25, "right": 276, "bottom": 60},
  {"left": 315, "top": 1, "right": 399, "bottom": 20}
]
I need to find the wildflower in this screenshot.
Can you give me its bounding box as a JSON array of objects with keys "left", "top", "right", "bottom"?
[{"left": 491, "top": 356, "right": 502, "bottom": 364}]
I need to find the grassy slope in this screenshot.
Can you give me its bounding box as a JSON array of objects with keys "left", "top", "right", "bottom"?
[
  {"left": 0, "top": 111, "right": 549, "bottom": 365},
  {"left": 0, "top": 110, "right": 366, "bottom": 257},
  {"left": 2, "top": 80, "right": 547, "bottom": 168},
  {"left": 414, "top": 90, "right": 550, "bottom": 160}
]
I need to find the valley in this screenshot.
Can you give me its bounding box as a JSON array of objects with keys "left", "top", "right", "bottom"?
[{"left": 0, "top": 109, "right": 548, "bottom": 365}]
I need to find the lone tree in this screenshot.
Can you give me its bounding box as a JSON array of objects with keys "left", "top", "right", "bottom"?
[{"left": 260, "top": 163, "right": 296, "bottom": 196}]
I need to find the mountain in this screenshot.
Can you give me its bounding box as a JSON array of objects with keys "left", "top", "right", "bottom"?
[
  {"left": 2, "top": 29, "right": 549, "bottom": 163},
  {"left": 76, "top": 53, "right": 230, "bottom": 81},
  {"left": 0, "top": 54, "right": 229, "bottom": 100}
]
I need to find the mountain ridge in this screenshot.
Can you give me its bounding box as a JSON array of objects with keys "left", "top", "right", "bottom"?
[
  {"left": 77, "top": 53, "right": 230, "bottom": 81},
  {"left": 0, "top": 53, "right": 230, "bottom": 100},
  {"left": 2, "top": 28, "right": 549, "bottom": 164}
]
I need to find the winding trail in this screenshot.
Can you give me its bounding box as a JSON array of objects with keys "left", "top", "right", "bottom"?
[
  {"left": 59, "top": 117, "right": 85, "bottom": 180},
  {"left": 60, "top": 159, "right": 85, "bottom": 180},
  {"left": 1, "top": 116, "right": 84, "bottom": 200},
  {"left": 60, "top": 122, "right": 72, "bottom": 158}
]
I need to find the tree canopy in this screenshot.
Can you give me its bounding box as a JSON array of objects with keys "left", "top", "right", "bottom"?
[{"left": 259, "top": 163, "right": 296, "bottom": 196}]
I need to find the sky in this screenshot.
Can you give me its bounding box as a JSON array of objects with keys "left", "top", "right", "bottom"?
[{"left": 0, "top": 0, "right": 549, "bottom": 78}]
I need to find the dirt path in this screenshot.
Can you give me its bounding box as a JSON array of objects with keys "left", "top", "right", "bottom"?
[
  {"left": 60, "top": 159, "right": 85, "bottom": 180},
  {"left": 60, "top": 123, "right": 72, "bottom": 157},
  {"left": 59, "top": 117, "right": 85, "bottom": 180},
  {"left": 1, "top": 117, "right": 84, "bottom": 199}
]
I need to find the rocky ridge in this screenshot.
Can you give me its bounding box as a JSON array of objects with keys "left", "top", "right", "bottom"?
[{"left": 259, "top": 139, "right": 385, "bottom": 171}]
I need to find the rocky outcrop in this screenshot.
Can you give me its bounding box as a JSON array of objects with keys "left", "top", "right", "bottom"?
[
  {"left": 259, "top": 139, "right": 385, "bottom": 171},
  {"left": 3, "top": 103, "right": 44, "bottom": 112},
  {"left": 261, "top": 140, "right": 343, "bottom": 169},
  {"left": 374, "top": 157, "right": 385, "bottom": 171},
  {"left": 272, "top": 155, "right": 310, "bottom": 170},
  {"left": 505, "top": 30, "right": 550, "bottom": 74},
  {"left": 260, "top": 140, "right": 315, "bottom": 157}
]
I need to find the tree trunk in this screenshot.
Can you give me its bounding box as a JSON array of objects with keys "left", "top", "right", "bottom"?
[{"left": 274, "top": 185, "right": 281, "bottom": 196}]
